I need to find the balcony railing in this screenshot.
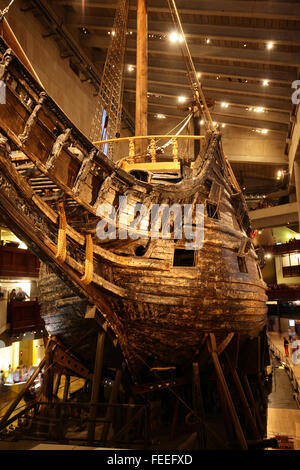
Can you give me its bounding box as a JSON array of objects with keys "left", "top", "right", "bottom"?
[
  {"left": 7, "top": 300, "right": 44, "bottom": 335},
  {"left": 0, "top": 245, "right": 40, "bottom": 278}
]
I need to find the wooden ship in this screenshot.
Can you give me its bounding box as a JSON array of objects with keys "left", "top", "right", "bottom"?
[{"left": 0, "top": 0, "right": 272, "bottom": 450}]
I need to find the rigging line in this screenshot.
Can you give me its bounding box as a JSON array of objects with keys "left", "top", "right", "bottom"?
[
  {"left": 157, "top": 113, "right": 193, "bottom": 150},
  {"left": 156, "top": 112, "right": 193, "bottom": 150},
  {"left": 0, "top": 0, "right": 14, "bottom": 19},
  {"left": 166, "top": 0, "right": 214, "bottom": 131}
]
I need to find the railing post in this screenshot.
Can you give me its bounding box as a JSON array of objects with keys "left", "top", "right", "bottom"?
[
  {"left": 172, "top": 137, "right": 178, "bottom": 163},
  {"left": 129, "top": 138, "right": 135, "bottom": 164},
  {"left": 150, "top": 138, "right": 156, "bottom": 163}
]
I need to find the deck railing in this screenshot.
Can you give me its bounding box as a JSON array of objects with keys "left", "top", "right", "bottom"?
[{"left": 93, "top": 135, "right": 205, "bottom": 164}]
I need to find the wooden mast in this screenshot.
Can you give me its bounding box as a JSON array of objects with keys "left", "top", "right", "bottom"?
[{"left": 135, "top": 0, "right": 148, "bottom": 160}]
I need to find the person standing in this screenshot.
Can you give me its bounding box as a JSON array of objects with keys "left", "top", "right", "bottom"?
[
  {"left": 284, "top": 337, "right": 289, "bottom": 357},
  {"left": 0, "top": 370, "right": 5, "bottom": 387}
]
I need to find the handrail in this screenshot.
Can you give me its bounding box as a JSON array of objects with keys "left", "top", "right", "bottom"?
[
  {"left": 93, "top": 135, "right": 205, "bottom": 145},
  {"left": 93, "top": 134, "right": 205, "bottom": 165}
]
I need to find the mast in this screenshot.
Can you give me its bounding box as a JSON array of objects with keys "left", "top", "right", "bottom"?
[{"left": 135, "top": 0, "right": 148, "bottom": 160}]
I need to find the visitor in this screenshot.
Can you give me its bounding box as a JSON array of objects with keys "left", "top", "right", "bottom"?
[
  {"left": 13, "top": 366, "right": 20, "bottom": 383},
  {"left": 9, "top": 289, "right": 16, "bottom": 302},
  {"left": 6, "top": 364, "right": 13, "bottom": 384},
  {"left": 284, "top": 337, "right": 289, "bottom": 357},
  {"left": 15, "top": 288, "right": 29, "bottom": 301},
  {"left": 0, "top": 369, "right": 5, "bottom": 387}
]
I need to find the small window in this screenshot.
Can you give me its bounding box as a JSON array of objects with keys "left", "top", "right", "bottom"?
[
  {"left": 237, "top": 256, "right": 248, "bottom": 273},
  {"left": 207, "top": 203, "right": 219, "bottom": 219},
  {"left": 173, "top": 249, "right": 195, "bottom": 267},
  {"left": 135, "top": 245, "right": 147, "bottom": 257}
]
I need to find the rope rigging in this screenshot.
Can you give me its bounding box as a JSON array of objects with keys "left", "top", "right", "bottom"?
[
  {"left": 166, "top": 0, "right": 215, "bottom": 132},
  {"left": 0, "top": 0, "right": 14, "bottom": 20}
]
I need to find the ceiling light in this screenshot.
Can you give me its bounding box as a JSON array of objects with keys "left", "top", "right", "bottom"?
[
  {"left": 178, "top": 96, "right": 187, "bottom": 103},
  {"left": 221, "top": 102, "right": 229, "bottom": 108},
  {"left": 213, "top": 121, "right": 217, "bottom": 126},
  {"left": 277, "top": 170, "right": 283, "bottom": 179},
  {"left": 254, "top": 107, "right": 265, "bottom": 113},
  {"left": 169, "top": 32, "right": 184, "bottom": 43},
  {"left": 206, "top": 38, "right": 211, "bottom": 44},
  {"left": 197, "top": 72, "right": 201, "bottom": 78},
  {"left": 267, "top": 42, "right": 274, "bottom": 50},
  {"left": 222, "top": 123, "right": 226, "bottom": 128},
  {"left": 200, "top": 119, "right": 204, "bottom": 125},
  {"left": 265, "top": 253, "right": 272, "bottom": 259},
  {"left": 262, "top": 80, "right": 269, "bottom": 87},
  {"left": 255, "top": 129, "right": 269, "bottom": 134},
  {"left": 111, "top": 30, "right": 116, "bottom": 36},
  {"left": 156, "top": 113, "right": 166, "bottom": 119},
  {"left": 243, "top": 43, "right": 247, "bottom": 47},
  {"left": 127, "top": 65, "right": 135, "bottom": 72}
]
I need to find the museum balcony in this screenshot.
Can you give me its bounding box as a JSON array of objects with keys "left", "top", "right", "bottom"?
[
  {"left": 7, "top": 299, "right": 45, "bottom": 337},
  {"left": 0, "top": 243, "right": 40, "bottom": 278}
]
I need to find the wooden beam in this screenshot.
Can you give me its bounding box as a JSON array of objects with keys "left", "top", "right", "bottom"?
[
  {"left": 87, "top": 331, "right": 105, "bottom": 441},
  {"left": 135, "top": 0, "right": 148, "bottom": 158},
  {"left": 208, "top": 334, "right": 248, "bottom": 450},
  {"left": 126, "top": 75, "right": 292, "bottom": 101},
  {"left": 67, "top": 15, "right": 300, "bottom": 46},
  {"left": 54, "top": 1, "right": 300, "bottom": 21},
  {"left": 82, "top": 36, "right": 300, "bottom": 67}
]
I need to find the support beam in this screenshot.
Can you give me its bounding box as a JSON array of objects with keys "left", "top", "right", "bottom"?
[
  {"left": 250, "top": 202, "right": 298, "bottom": 229},
  {"left": 294, "top": 161, "right": 300, "bottom": 226},
  {"left": 82, "top": 37, "right": 300, "bottom": 67},
  {"left": 208, "top": 334, "right": 248, "bottom": 450},
  {"left": 54, "top": 1, "right": 300, "bottom": 21},
  {"left": 67, "top": 15, "right": 300, "bottom": 46},
  {"left": 87, "top": 331, "right": 105, "bottom": 442}
]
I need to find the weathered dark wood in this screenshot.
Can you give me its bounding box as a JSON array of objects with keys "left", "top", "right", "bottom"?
[
  {"left": 88, "top": 331, "right": 105, "bottom": 441},
  {"left": 208, "top": 334, "right": 248, "bottom": 450},
  {"left": 224, "top": 350, "right": 260, "bottom": 440}
]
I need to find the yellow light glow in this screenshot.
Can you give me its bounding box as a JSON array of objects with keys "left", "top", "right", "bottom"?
[
  {"left": 178, "top": 96, "right": 187, "bottom": 103},
  {"left": 267, "top": 42, "right": 274, "bottom": 50},
  {"left": 221, "top": 102, "right": 229, "bottom": 108},
  {"left": 169, "top": 32, "right": 184, "bottom": 43},
  {"left": 127, "top": 65, "right": 135, "bottom": 72},
  {"left": 262, "top": 80, "right": 269, "bottom": 87}
]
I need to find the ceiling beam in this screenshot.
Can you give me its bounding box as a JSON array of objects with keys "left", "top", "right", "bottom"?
[
  {"left": 67, "top": 14, "right": 300, "bottom": 46},
  {"left": 53, "top": 1, "right": 300, "bottom": 21},
  {"left": 124, "top": 75, "right": 292, "bottom": 101},
  {"left": 82, "top": 36, "right": 300, "bottom": 67},
  {"left": 228, "top": 155, "right": 288, "bottom": 165},
  {"left": 93, "top": 54, "right": 298, "bottom": 85},
  {"left": 129, "top": 99, "right": 288, "bottom": 133},
  {"left": 124, "top": 85, "right": 292, "bottom": 113}
]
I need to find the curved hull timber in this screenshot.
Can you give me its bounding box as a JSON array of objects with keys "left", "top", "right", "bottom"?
[{"left": 0, "top": 38, "right": 267, "bottom": 382}]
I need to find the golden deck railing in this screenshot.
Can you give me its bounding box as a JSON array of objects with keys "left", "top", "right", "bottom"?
[{"left": 93, "top": 134, "right": 205, "bottom": 171}]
